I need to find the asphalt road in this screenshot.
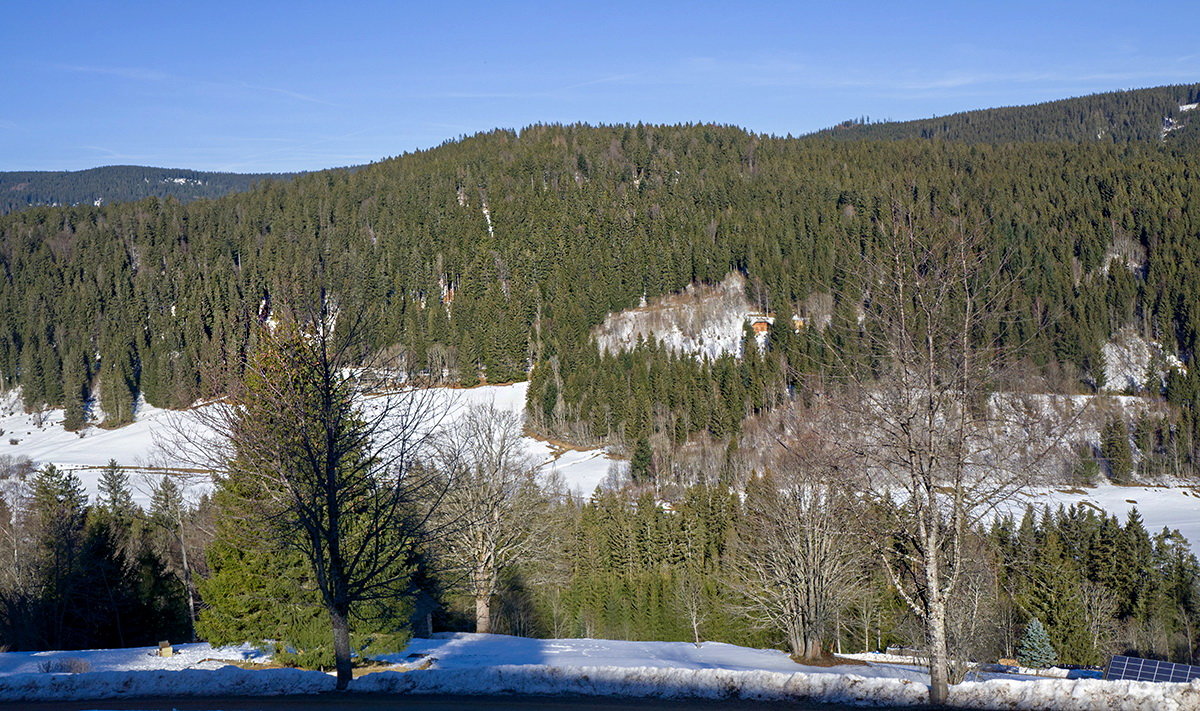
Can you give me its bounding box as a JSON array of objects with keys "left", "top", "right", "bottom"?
[{"left": 0, "top": 693, "right": 930, "bottom": 711}]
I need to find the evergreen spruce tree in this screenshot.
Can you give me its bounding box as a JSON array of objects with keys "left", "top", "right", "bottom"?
[
  {"left": 96, "top": 460, "right": 136, "bottom": 524},
  {"left": 630, "top": 436, "right": 654, "bottom": 484},
  {"left": 198, "top": 529, "right": 336, "bottom": 668},
  {"left": 201, "top": 318, "right": 420, "bottom": 689},
  {"left": 1101, "top": 418, "right": 1134, "bottom": 484},
  {"left": 1017, "top": 618, "right": 1058, "bottom": 668}
]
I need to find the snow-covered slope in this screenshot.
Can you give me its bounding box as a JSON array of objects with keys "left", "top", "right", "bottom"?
[
  {"left": 1101, "top": 328, "right": 1183, "bottom": 393},
  {"left": 0, "top": 383, "right": 616, "bottom": 503},
  {"left": 1023, "top": 483, "right": 1200, "bottom": 547},
  {"left": 0, "top": 393, "right": 209, "bottom": 474},
  {"left": 593, "top": 273, "right": 753, "bottom": 359}
]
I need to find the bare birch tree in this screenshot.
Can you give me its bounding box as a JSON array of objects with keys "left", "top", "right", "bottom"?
[
  {"left": 431, "top": 403, "right": 547, "bottom": 633},
  {"left": 675, "top": 560, "right": 708, "bottom": 646},
  {"left": 826, "top": 204, "right": 1068, "bottom": 704},
  {"left": 1079, "top": 580, "right": 1119, "bottom": 660}
]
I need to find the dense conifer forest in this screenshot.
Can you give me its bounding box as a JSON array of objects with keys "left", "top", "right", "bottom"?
[
  {"left": 812, "top": 83, "right": 1200, "bottom": 147},
  {"left": 0, "top": 165, "right": 297, "bottom": 215},
  {"left": 1, "top": 85, "right": 1199, "bottom": 671}
]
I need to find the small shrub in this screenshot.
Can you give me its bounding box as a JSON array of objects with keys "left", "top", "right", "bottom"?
[
  {"left": 1017, "top": 618, "right": 1058, "bottom": 669},
  {"left": 37, "top": 658, "right": 92, "bottom": 674}
]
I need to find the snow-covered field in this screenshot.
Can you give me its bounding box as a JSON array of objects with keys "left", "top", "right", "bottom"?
[
  {"left": 0, "top": 382, "right": 616, "bottom": 502},
  {"left": 393, "top": 633, "right": 924, "bottom": 681},
  {"left": 1024, "top": 483, "right": 1200, "bottom": 551},
  {"left": 0, "top": 634, "right": 1196, "bottom": 709},
  {"left": 0, "top": 641, "right": 264, "bottom": 675}
]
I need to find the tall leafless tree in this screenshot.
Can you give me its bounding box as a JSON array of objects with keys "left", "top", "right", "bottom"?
[
  {"left": 431, "top": 404, "right": 547, "bottom": 633},
  {"left": 824, "top": 203, "right": 1072, "bottom": 704},
  {"left": 732, "top": 409, "right": 866, "bottom": 660},
  {"left": 675, "top": 559, "right": 709, "bottom": 647}
]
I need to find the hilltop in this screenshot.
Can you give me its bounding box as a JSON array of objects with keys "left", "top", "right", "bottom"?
[
  {"left": 0, "top": 165, "right": 299, "bottom": 214},
  {"left": 809, "top": 83, "right": 1200, "bottom": 146}
]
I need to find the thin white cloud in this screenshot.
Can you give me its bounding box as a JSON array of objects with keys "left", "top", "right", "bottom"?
[
  {"left": 215, "top": 127, "right": 373, "bottom": 171},
  {"left": 437, "top": 91, "right": 543, "bottom": 99},
  {"left": 432, "top": 72, "right": 642, "bottom": 101},
  {"left": 55, "top": 64, "right": 170, "bottom": 82},
  {"left": 894, "top": 69, "right": 1200, "bottom": 92},
  {"left": 663, "top": 53, "right": 1200, "bottom": 95},
  {"left": 76, "top": 145, "right": 157, "bottom": 165},
  {"left": 560, "top": 73, "right": 640, "bottom": 91},
  {"left": 51, "top": 62, "right": 337, "bottom": 107},
  {"left": 238, "top": 82, "right": 339, "bottom": 106}
]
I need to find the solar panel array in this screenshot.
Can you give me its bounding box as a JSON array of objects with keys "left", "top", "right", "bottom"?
[{"left": 1104, "top": 655, "right": 1200, "bottom": 683}]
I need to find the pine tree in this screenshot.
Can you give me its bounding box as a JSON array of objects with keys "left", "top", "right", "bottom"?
[
  {"left": 630, "top": 436, "right": 654, "bottom": 484},
  {"left": 96, "top": 460, "right": 136, "bottom": 524},
  {"left": 198, "top": 531, "right": 335, "bottom": 667},
  {"left": 202, "top": 318, "right": 421, "bottom": 688},
  {"left": 1101, "top": 418, "right": 1134, "bottom": 484},
  {"left": 26, "top": 465, "right": 89, "bottom": 648},
  {"left": 1017, "top": 618, "right": 1058, "bottom": 668}
]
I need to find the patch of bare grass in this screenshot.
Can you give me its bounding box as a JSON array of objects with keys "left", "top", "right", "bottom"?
[
  {"left": 789, "top": 654, "right": 869, "bottom": 667},
  {"left": 37, "top": 658, "right": 91, "bottom": 673}
]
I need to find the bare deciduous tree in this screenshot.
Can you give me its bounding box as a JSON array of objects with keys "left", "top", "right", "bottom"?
[
  {"left": 944, "top": 534, "right": 1003, "bottom": 681},
  {"left": 825, "top": 205, "right": 1072, "bottom": 703},
  {"left": 1079, "top": 580, "right": 1119, "bottom": 660},
  {"left": 432, "top": 404, "right": 547, "bottom": 633},
  {"left": 674, "top": 561, "right": 708, "bottom": 647},
  {"left": 733, "top": 411, "right": 865, "bottom": 660}
]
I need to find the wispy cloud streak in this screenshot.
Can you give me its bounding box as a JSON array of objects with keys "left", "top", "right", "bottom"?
[{"left": 54, "top": 64, "right": 170, "bottom": 81}]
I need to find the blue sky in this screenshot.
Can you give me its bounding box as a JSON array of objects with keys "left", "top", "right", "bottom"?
[{"left": 1, "top": 1, "right": 1196, "bottom": 172}]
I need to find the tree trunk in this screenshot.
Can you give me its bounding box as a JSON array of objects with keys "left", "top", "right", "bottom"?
[
  {"left": 803, "top": 636, "right": 823, "bottom": 660},
  {"left": 788, "top": 627, "right": 803, "bottom": 659},
  {"left": 330, "top": 606, "right": 353, "bottom": 690},
  {"left": 475, "top": 592, "right": 492, "bottom": 634},
  {"left": 926, "top": 597, "right": 951, "bottom": 706},
  {"left": 177, "top": 525, "right": 197, "bottom": 641},
  {"left": 474, "top": 561, "right": 495, "bottom": 634},
  {"left": 835, "top": 608, "right": 842, "bottom": 654}
]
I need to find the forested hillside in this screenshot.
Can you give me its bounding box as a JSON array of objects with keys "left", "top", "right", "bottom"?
[
  {"left": 4, "top": 89, "right": 1200, "bottom": 678},
  {"left": 0, "top": 165, "right": 297, "bottom": 215},
  {"left": 812, "top": 83, "right": 1200, "bottom": 147},
  {"left": 3, "top": 116, "right": 1200, "bottom": 469}
]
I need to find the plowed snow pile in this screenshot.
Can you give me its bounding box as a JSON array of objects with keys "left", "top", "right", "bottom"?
[{"left": 1, "top": 634, "right": 1198, "bottom": 709}]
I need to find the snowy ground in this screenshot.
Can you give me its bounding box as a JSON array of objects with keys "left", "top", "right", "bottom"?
[
  {"left": 0, "top": 642, "right": 264, "bottom": 675},
  {"left": 0, "top": 382, "right": 616, "bottom": 504},
  {"left": 1023, "top": 483, "right": 1200, "bottom": 550},
  {"left": 0, "top": 635, "right": 1197, "bottom": 709},
  {"left": 389, "top": 633, "right": 926, "bottom": 682}
]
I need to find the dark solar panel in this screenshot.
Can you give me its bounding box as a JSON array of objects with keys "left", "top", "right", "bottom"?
[{"left": 1104, "top": 655, "right": 1200, "bottom": 683}]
